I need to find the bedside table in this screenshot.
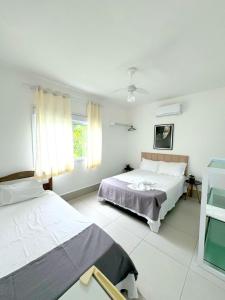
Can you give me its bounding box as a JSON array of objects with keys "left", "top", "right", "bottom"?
[
  {"left": 123, "top": 167, "right": 134, "bottom": 173},
  {"left": 123, "top": 164, "right": 134, "bottom": 172},
  {"left": 185, "top": 179, "right": 202, "bottom": 203}
]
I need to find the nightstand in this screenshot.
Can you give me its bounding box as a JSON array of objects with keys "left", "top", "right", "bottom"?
[
  {"left": 123, "top": 164, "right": 134, "bottom": 172},
  {"left": 185, "top": 179, "right": 202, "bottom": 203}
]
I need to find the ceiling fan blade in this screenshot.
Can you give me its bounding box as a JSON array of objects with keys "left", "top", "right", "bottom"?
[
  {"left": 111, "top": 87, "right": 127, "bottom": 94},
  {"left": 136, "top": 87, "right": 149, "bottom": 95}
]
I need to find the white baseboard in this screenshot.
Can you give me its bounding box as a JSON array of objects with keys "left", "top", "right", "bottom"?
[{"left": 61, "top": 183, "right": 100, "bottom": 201}]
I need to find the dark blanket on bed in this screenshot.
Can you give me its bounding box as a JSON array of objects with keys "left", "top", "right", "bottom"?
[
  {"left": 0, "top": 224, "right": 137, "bottom": 300},
  {"left": 98, "top": 177, "right": 167, "bottom": 221}
]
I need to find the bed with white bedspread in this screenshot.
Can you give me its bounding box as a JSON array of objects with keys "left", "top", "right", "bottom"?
[
  {"left": 98, "top": 152, "right": 188, "bottom": 233},
  {"left": 0, "top": 177, "right": 138, "bottom": 300}
]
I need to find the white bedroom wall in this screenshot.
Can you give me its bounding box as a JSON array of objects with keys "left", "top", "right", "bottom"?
[
  {"left": 1, "top": 65, "right": 224, "bottom": 193},
  {"left": 0, "top": 65, "right": 129, "bottom": 195},
  {"left": 0, "top": 66, "right": 34, "bottom": 174},
  {"left": 128, "top": 87, "right": 225, "bottom": 179}
]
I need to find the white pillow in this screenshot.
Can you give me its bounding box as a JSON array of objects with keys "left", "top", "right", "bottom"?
[
  {"left": 157, "top": 161, "right": 186, "bottom": 176},
  {"left": 0, "top": 179, "right": 44, "bottom": 206},
  {"left": 140, "top": 159, "right": 159, "bottom": 173}
]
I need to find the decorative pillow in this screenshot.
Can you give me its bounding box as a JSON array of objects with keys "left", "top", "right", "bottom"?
[
  {"left": 140, "top": 158, "right": 159, "bottom": 173},
  {"left": 157, "top": 161, "right": 187, "bottom": 176},
  {"left": 0, "top": 179, "right": 44, "bottom": 206}
]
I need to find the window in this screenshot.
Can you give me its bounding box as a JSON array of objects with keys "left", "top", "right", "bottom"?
[{"left": 72, "top": 117, "right": 88, "bottom": 160}]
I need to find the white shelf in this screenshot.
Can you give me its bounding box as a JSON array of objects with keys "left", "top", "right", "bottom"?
[{"left": 206, "top": 204, "right": 225, "bottom": 222}]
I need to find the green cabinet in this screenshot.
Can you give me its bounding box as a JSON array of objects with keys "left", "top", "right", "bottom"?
[
  {"left": 198, "top": 158, "right": 225, "bottom": 280},
  {"left": 204, "top": 218, "right": 225, "bottom": 273}
]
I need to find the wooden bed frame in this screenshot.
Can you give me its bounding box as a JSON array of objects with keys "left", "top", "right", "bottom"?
[
  {"left": 141, "top": 152, "right": 189, "bottom": 175},
  {"left": 0, "top": 171, "right": 53, "bottom": 190}
]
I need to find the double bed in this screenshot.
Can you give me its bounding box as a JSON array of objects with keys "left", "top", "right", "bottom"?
[
  {"left": 0, "top": 172, "right": 138, "bottom": 299},
  {"left": 98, "top": 152, "right": 188, "bottom": 233}
]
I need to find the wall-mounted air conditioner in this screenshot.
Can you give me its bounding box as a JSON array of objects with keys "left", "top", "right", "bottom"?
[{"left": 156, "top": 103, "right": 182, "bottom": 117}]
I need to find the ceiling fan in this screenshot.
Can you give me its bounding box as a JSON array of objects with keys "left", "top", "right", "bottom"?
[{"left": 112, "top": 67, "right": 149, "bottom": 103}]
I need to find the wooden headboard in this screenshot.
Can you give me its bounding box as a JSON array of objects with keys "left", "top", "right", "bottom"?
[
  {"left": 0, "top": 171, "right": 53, "bottom": 190},
  {"left": 141, "top": 152, "right": 189, "bottom": 175}
]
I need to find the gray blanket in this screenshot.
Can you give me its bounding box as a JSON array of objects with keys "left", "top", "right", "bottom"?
[
  {"left": 0, "top": 224, "right": 137, "bottom": 300},
  {"left": 98, "top": 177, "right": 167, "bottom": 221}
]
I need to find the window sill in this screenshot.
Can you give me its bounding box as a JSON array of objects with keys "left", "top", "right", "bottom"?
[{"left": 74, "top": 157, "right": 86, "bottom": 162}]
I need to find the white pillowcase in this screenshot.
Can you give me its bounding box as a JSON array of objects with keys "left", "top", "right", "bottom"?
[
  {"left": 157, "top": 161, "right": 187, "bottom": 176},
  {"left": 0, "top": 179, "right": 45, "bottom": 206},
  {"left": 140, "top": 159, "right": 159, "bottom": 173}
]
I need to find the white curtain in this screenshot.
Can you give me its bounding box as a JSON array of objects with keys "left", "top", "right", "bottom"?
[
  {"left": 35, "top": 88, "right": 74, "bottom": 178},
  {"left": 87, "top": 102, "right": 102, "bottom": 169}
]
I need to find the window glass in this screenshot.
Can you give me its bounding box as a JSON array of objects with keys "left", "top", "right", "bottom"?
[{"left": 73, "top": 121, "right": 87, "bottom": 160}]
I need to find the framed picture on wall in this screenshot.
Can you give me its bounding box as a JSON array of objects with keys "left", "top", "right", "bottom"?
[{"left": 154, "top": 124, "right": 174, "bottom": 150}]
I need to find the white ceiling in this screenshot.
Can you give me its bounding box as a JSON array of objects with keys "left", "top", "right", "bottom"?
[{"left": 0, "top": 0, "right": 225, "bottom": 105}]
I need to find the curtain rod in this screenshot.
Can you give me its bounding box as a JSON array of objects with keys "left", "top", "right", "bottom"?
[
  {"left": 23, "top": 83, "right": 70, "bottom": 98},
  {"left": 23, "top": 83, "right": 104, "bottom": 107},
  {"left": 32, "top": 108, "right": 87, "bottom": 119}
]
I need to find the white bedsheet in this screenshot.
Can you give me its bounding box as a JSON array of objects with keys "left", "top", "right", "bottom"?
[
  {"left": 0, "top": 190, "right": 138, "bottom": 298},
  {"left": 114, "top": 169, "right": 185, "bottom": 202},
  {"left": 113, "top": 169, "right": 185, "bottom": 230},
  {"left": 0, "top": 191, "right": 92, "bottom": 279}
]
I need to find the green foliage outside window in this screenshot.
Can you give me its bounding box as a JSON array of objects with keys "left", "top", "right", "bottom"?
[{"left": 73, "top": 123, "right": 87, "bottom": 159}]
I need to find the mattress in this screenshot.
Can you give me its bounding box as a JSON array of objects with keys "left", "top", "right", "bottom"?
[{"left": 0, "top": 191, "right": 138, "bottom": 299}]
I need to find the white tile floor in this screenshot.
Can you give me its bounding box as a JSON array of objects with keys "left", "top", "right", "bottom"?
[{"left": 69, "top": 192, "right": 225, "bottom": 300}]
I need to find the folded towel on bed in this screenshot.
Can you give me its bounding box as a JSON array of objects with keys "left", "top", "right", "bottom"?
[{"left": 128, "top": 182, "right": 159, "bottom": 191}]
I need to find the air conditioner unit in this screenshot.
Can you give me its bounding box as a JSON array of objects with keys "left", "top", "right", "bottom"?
[{"left": 156, "top": 103, "right": 181, "bottom": 117}]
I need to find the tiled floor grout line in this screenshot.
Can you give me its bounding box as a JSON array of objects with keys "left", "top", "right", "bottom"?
[
  {"left": 116, "top": 225, "right": 149, "bottom": 240},
  {"left": 73, "top": 197, "right": 199, "bottom": 269},
  {"left": 72, "top": 196, "right": 198, "bottom": 239},
  {"left": 179, "top": 267, "right": 190, "bottom": 300},
  {"left": 71, "top": 194, "right": 225, "bottom": 299},
  {"left": 142, "top": 237, "right": 195, "bottom": 269},
  {"left": 191, "top": 267, "right": 225, "bottom": 292},
  {"left": 115, "top": 219, "right": 199, "bottom": 277},
  {"left": 190, "top": 243, "right": 225, "bottom": 292},
  {"left": 112, "top": 217, "right": 199, "bottom": 263},
  {"left": 107, "top": 213, "right": 225, "bottom": 297},
  {"left": 109, "top": 214, "right": 150, "bottom": 240},
  {"left": 163, "top": 219, "right": 199, "bottom": 240},
  {"left": 103, "top": 217, "right": 184, "bottom": 265},
  {"left": 72, "top": 197, "right": 199, "bottom": 247},
  {"left": 102, "top": 216, "right": 121, "bottom": 229},
  {"left": 128, "top": 236, "right": 145, "bottom": 256},
  {"left": 103, "top": 217, "right": 149, "bottom": 251},
  {"left": 179, "top": 246, "right": 197, "bottom": 300}
]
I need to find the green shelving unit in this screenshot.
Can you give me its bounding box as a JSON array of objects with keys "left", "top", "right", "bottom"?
[
  {"left": 198, "top": 158, "right": 225, "bottom": 280},
  {"left": 208, "top": 160, "right": 225, "bottom": 170},
  {"left": 207, "top": 188, "right": 225, "bottom": 210},
  {"left": 204, "top": 218, "right": 225, "bottom": 272}
]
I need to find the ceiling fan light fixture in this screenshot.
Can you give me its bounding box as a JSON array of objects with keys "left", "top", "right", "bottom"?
[
  {"left": 127, "top": 91, "right": 135, "bottom": 103},
  {"left": 112, "top": 67, "right": 149, "bottom": 103}
]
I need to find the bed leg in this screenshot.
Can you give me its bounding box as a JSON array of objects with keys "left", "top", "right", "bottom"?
[
  {"left": 147, "top": 220, "right": 160, "bottom": 233},
  {"left": 98, "top": 196, "right": 104, "bottom": 202}
]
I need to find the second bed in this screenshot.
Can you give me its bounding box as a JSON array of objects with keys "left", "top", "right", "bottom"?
[{"left": 98, "top": 152, "right": 188, "bottom": 233}]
